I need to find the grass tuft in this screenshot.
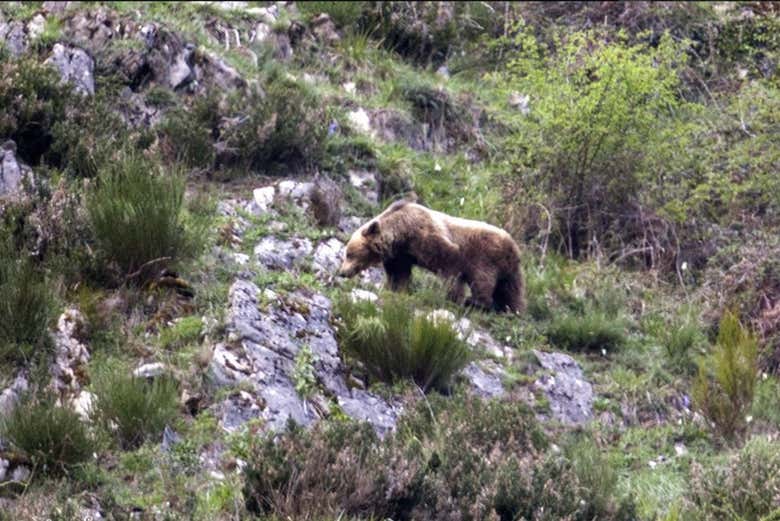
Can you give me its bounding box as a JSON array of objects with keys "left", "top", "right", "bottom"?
[{"left": 335, "top": 293, "right": 471, "bottom": 392}]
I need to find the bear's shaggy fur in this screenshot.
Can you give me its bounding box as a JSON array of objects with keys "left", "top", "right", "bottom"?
[{"left": 338, "top": 200, "right": 525, "bottom": 312}]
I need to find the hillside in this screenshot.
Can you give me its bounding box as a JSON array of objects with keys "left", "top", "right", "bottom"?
[{"left": 1, "top": 1, "right": 779, "bottom": 520}]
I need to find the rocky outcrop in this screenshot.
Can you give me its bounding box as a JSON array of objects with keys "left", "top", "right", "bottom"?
[
  {"left": 0, "top": 141, "right": 29, "bottom": 198},
  {"left": 532, "top": 350, "right": 594, "bottom": 425},
  {"left": 48, "top": 309, "right": 90, "bottom": 404},
  {"left": 208, "top": 280, "right": 401, "bottom": 436},
  {"left": 45, "top": 43, "right": 95, "bottom": 96}
]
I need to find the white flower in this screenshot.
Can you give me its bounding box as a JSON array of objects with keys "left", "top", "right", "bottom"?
[
  {"left": 746, "top": 415, "right": 753, "bottom": 423},
  {"left": 460, "top": 197, "right": 465, "bottom": 206},
  {"left": 434, "top": 162, "right": 442, "bottom": 172},
  {"left": 681, "top": 261, "right": 688, "bottom": 271},
  {"left": 601, "top": 348, "right": 607, "bottom": 356}
]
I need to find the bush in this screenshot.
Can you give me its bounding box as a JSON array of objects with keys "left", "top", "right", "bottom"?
[
  {"left": 90, "top": 362, "right": 179, "bottom": 449},
  {"left": 159, "top": 315, "right": 202, "bottom": 350},
  {"left": 335, "top": 293, "right": 471, "bottom": 392},
  {"left": 0, "top": 243, "right": 54, "bottom": 364},
  {"left": 1, "top": 395, "right": 93, "bottom": 475},
  {"left": 494, "top": 26, "right": 689, "bottom": 264},
  {"left": 243, "top": 394, "right": 635, "bottom": 521},
  {"left": 688, "top": 436, "right": 780, "bottom": 520},
  {"left": 663, "top": 309, "right": 706, "bottom": 373},
  {"left": 49, "top": 91, "right": 137, "bottom": 178},
  {"left": 0, "top": 54, "right": 73, "bottom": 164},
  {"left": 160, "top": 75, "right": 329, "bottom": 176},
  {"left": 86, "top": 149, "right": 194, "bottom": 283},
  {"left": 546, "top": 310, "right": 627, "bottom": 353},
  {"left": 297, "top": 1, "right": 366, "bottom": 27},
  {"left": 158, "top": 94, "right": 219, "bottom": 169},
  {"left": 693, "top": 311, "right": 758, "bottom": 442},
  {"left": 751, "top": 375, "right": 780, "bottom": 429}
]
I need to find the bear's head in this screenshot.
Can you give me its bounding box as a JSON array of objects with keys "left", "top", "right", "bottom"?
[{"left": 338, "top": 220, "right": 382, "bottom": 278}]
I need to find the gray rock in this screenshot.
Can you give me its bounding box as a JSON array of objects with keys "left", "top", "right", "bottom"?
[
  {"left": 338, "top": 390, "right": 399, "bottom": 438},
  {"left": 276, "top": 180, "right": 314, "bottom": 209},
  {"left": 0, "top": 20, "right": 28, "bottom": 56},
  {"left": 338, "top": 216, "right": 364, "bottom": 234},
  {"left": 0, "top": 374, "right": 29, "bottom": 417},
  {"left": 249, "top": 186, "right": 276, "bottom": 215},
  {"left": 463, "top": 361, "right": 505, "bottom": 398},
  {"left": 312, "top": 237, "right": 344, "bottom": 277},
  {"left": 348, "top": 170, "right": 379, "bottom": 205},
  {"left": 254, "top": 236, "right": 313, "bottom": 270},
  {"left": 26, "top": 14, "right": 46, "bottom": 40},
  {"left": 211, "top": 280, "right": 400, "bottom": 434},
  {"left": 0, "top": 141, "right": 28, "bottom": 197},
  {"left": 533, "top": 350, "right": 594, "bottom": 425},
  {"left": 45, "top": 43, "right": 95, "bottom": 96},
  {"left": 133, "top": 362, "right": 166, "bottom": 379},
  {"left": 350, "top": 289, "right": 378, "bottom": 303},
  {"left": 10, "top": 465, "right": 30, "bottom": 483},
  {"left": 48, "top": 309, "right": 90, "bottom": 402},
  {"left": 168, "top": 43, "right": 195, "bottom": 89}
]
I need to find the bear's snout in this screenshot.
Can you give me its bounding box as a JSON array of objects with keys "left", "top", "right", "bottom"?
[{"left": 338, "top": 262, "right": 357, "bottom": 278}]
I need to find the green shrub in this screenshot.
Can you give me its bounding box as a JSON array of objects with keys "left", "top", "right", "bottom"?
[
  {"left": 335, "top": 293, "right": 471, "bottom": 392},
  {"left": 0, "top": 244, "right": 54, "bottom": 364},
  {"left": 243, "top": 394, "right": 635, "bottom": 520},
  {"left": 1, "top": 395, "right": 93, "bottom": 475},
  {"left": 493, "top": 26, "right": 689, "bottom": 263},
  {"left": 86, "top": 149, "right": 193, "bottom": 283},
  {"left": 49, "top": 91, "right": 136, "bottom": 178},
  {"left": 663, "top": 309, "right": 706, "bottom": 373},
  {"left": 688, "top": 436, "right": 780, "bottom": 520},
  {"left": 90, "top": 362, "right": 179, "bottom": 449},
  {"left": 546, "top": 310, "right": 627, "bottom": 353},
  {"left": 751, "top": 375, "right": 780, "bottom": 429},
  {"left": 0, "top": 55, "right": 72, "bottom": 164},
  {"left": 222, "top": 76, "right": 329, "bottom": 174},
  {"left": 693, "top": 311, "right": 758, "bottom": 442},
  {"left": 158, "top": 94, "right": 219, "bottom": 169},
  {"left": 297, "top": 1, "right": 366, "bottom": 27},
  {"left": 159, "top": 315, "right": 202, "bottom": 350}
]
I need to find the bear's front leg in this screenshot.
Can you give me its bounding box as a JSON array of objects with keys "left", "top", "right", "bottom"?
[
  {"left": 446, "top": 275, "right": 467, "bottom": 305},
  {"left": 466, "top": 270, "right": 497, "bottom": 310},
  {"left": 384, "top": 256, "right": 413, "bottom": 291}
]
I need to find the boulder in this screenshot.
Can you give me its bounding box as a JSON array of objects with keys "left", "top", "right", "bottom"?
[
  {"left": 532, "top": 350, "right": 594, "bottom": 425},
  {"left": 209, "top": 280, "right": 400, "bottom": 434},
  {"left": 0, "top": 20, "right": 28, "bottom": 56},
  {"left": 0, "top": 141, "right": 30, "bottom": 198},
  {"left": 254, "top": 236, "right": 313, "bottom": 271},
  {"left": 45, "top": 43, "right": 95, "bottom": 96}
]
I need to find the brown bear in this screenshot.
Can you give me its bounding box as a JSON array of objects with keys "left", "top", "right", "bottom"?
[{"left": 338, "top": 200, "right": 525, "bottom": 312}]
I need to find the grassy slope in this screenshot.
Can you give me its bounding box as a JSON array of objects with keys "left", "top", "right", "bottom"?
[{"left": 1, "top": 2, "right": 778, "bottom": 520}]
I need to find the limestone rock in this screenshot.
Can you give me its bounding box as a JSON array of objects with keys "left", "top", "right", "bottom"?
[
  {"left": 533, "top": 350, "right": 594, "bottom": 425},
  {"left": 45, "top": 43, "right": 95, "bottom": 96}
]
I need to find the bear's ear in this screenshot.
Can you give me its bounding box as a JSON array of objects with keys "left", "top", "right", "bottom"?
[{"left": 363, "top": 221, "right": 380, "bottom": 237}]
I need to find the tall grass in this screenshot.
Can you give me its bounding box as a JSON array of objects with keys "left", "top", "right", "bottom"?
[
  {"left": 546, "top": 310, "right": 627, "bottom": 353},
  {"left": 86, "top": 149, "right": 193, "bottom": 283},
  {"left": 1, "top": 395, "right": 93, "bottom": 475},
  {"left": 0, "top": 244, "right": 54, "bottom": 364},
  {"left": 335, "top": 293, "right": 471, "bottom": 392},
  {"left": 90, "top": 361, "right": 179, "bottom": 449}
]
